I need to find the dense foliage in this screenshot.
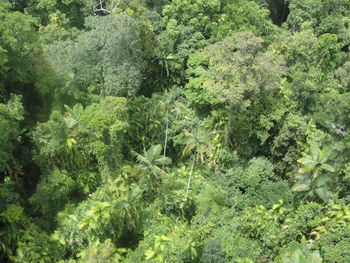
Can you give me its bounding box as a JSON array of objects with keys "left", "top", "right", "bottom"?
[{"left": 1, "top": 0, "right": 350, "bottom": 262}]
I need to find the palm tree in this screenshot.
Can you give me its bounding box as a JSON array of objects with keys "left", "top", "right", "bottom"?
[
  {"left": 293, "top": 142, "right": 335, "bottom": 202},
  {"left": 132, "top": 144, "right": 172, "bottom": 183},
  {"left": 179, "top": 129, "right": 213, "bottom": 200},
  {"left": 155, "top": 89, "right": 189, "bottom": 161},
  {"left": 156, "top": 90, "right": 173, "bottom": 159}
]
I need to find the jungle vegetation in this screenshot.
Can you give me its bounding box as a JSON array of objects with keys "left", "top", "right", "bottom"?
[{"left": 0, "top": 0, "right": 350, "bottom": 262}]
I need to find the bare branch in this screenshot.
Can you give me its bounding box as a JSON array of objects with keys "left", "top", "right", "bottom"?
[{"left": 93, "top": 0, "right": 122, "bottom": 14}]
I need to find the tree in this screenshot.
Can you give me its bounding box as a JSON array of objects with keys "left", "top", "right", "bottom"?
[
  {"left": 154, "top": 91, "right": 172, "bottom": 159},
  {"left": 154, "top": 90, "right": 179, "bottom": 159},
  {"left": 293, "top": 142, "right": 335, "bottom": 202},
  {"left": 187, "top": 31, "right": 287, "bottom": 156},
  {"left": 188, "top": 31, "right": 287, "bottom": 136},
  {"left": 214, "top": 0, "right": 277, "bottom": 40},
  {"left": 144, "top": 234, "right": 171, "bottom": 262},
  {"left": 0, "top": 204, "right": 29, "bottom": 260},
  {"left": 33, "top": 96, "right": 129, "bottom": 171},
  {"left": 132, "top": 144, "right": 172, "bottom": 184},
  {"left": 177, "top": 128, "right": 213, "bottom": 200},
  {"left": 0, "top": 1, "right": 37, "bottom": 95},
  {"left": 286, "top": 0, "right": 350, "bottom": 46},
  {"left": 29, "top": 169, "right": 77, "bottom": 227},
  {"left": 0, "top": 95, "right": 24, "bottom": 178},
  {"left": 25, "top": 0, "right": 91, "bottom": 28},
  {"left": 11, "top": 224, "right": 64, "bottom": 263},
  {"left": 78, "top": 239, "right": 127, "bottom": 263},
  {"left": 49, "top": 14, "right": 143, "bottom": 102},
  {"left": 203, "top": 31, "right": 286, "bottom": 106},
  {"left": 53, "top": 178, "right": 142, "bottom": 254}
]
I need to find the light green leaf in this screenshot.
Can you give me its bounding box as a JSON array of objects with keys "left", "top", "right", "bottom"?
[
  {"left": 297, "top": 156, "right": 315, "bottom": 166},
  {"left": 315, "top": 187, "right": 329, "bottom": 202},
  {"left": 320, "top": 163, "right": 335, "bottom": 172},
  {"left": 310, "top": 143, "right": 319, "bottom": 161},
  {"left": 155, "top": 156, "right": 172, "bottom": 165},
  {"left": 292, "top": 183, "right": 310, "bottom": 192},
  {"left": 145, "top": 249, "right": 156, "bottom": 260},
  {"left": 319, "top": 148, "right": 331, "bottom": 163},
  {"left": 315, "top": 174, "right": 330, "bottom": 187},
  {"left": 315, "top": 188, "right": 330, "bottom": 202},
  {"left": 299, "top": 165, "right": 314, "bottom": 174}
]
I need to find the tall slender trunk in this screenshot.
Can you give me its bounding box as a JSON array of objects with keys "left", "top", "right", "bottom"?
[
  {"left": 163, "top": 115, "right": 169, "bottom": 157},
  {"left": 185, "top": 153, "right": 196, "bottom": 200},
  {"left": 162, "top": 115, "right": 169, "bottom": 170},
  {"left": 225, "top": 104, "right": 234, "bottom": 146},
  {"left": 225, "top": 115, "right": 233, "bottom": 147},
  {"left": 100, "top": 65, "right": 105, "bottom": 98}
]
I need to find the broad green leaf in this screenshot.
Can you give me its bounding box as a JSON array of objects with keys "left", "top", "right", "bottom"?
[
  {"left": 292, "top": 183, "right": 310, "bottom": 192},
  {"left": 315, "top": 174, "right": 330, "bottom": 187},
  {"left": 190, "top": 247, "right": 197, "bottom": 258},
  {"left": 155, "top": 156, "right": 172, "bottom": 165},
  {"left": 310, "top": 143, "right": 319, "bottom": 161},
  {"left": 319, "top": 148, "right": 331, "bottom": 163},
  {"left": 315, "top": 188, "right": 329, "bottom": 202},
  {"left": 147, "top": 144, "right": 163, "bottom": 160},
  {"left": 297, "top": 156, "right": 315, "bottom": 166},
  {"left": 299, "top": 165, "right": 314, "bottom": 174},
  {"left": 320, "top": 163, "right": 335, "bottom": 172}
]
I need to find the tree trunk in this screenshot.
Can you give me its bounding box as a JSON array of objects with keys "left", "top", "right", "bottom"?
[
  {"left": 185, "top": 153, "right": 196, "bottom": 200},
  {"left": 225, "top": 104, "right": 234, "bottom": 147},
  {"left": 163, "top": 115, "right": 169, "bottom": 157}
]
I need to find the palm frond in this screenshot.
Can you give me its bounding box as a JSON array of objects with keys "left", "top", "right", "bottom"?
[
  {"left": 182, "top": 144, "right": 195, "bottom": 157},
  {"left": 146, "top": 144, "right": 163, "bottom": 161},
  {"left": 320, "top": 163, "right": 335, "bottom": 172},
  {"left": 297, "top": 155, "right": 315, "bottom": 166},
  {"left": 318, "top": 148, "right": 331, "bottom": 163},
  {"left": 155, "top": 156, "right": 172, "bottom": 166},
  {"left": 310, "top": 142, "right": 319, "bottom": 161}
]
